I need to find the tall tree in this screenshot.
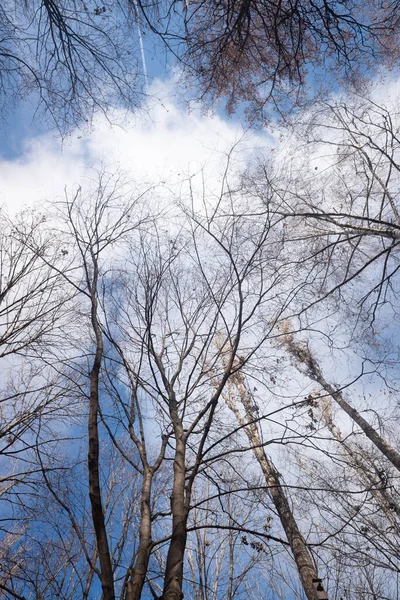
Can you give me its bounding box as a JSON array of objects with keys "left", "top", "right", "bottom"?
[
  {"left": 216, "top": 337, "right": 328, "bottom": 600},
  {"left": 52, "top": 177, "right": 153, "bottom": 600}
]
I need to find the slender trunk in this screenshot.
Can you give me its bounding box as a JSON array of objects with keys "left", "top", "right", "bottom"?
[
  {"left": 162, "top": 415, "right": 188, "bottom": 600},
  {"left": 88, "top": 265, "right": 115, "bottom": 600},
  {"left": 83, "top": 549, "right": 98, "bottom": 600},
  {"left": 321, "top": 380, "right": 400, "bottom": 472},
  {"left": 225, "top": 371, "right": 328, "bottom": 600},
  {"left": 291, "top": 340, "right": 400, "bottom": 473},
  {"left": 195, "top": 528, "right": 206, "bottom": 600},
  {"left": 317, "top": 399, "right": 400, "bottom": 524},
  {"left": 126, "top": 469, "right": 153, "bottom": 600},
  {"left": 265, "top": 464, "right": 326, "bottom": 600},
  {"left": 227, "top": 516, "right": 235, "bottom": 600}
]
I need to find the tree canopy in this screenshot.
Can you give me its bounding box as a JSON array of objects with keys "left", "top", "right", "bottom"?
[
  {"left": 1, "top": 3, "right": 400, "bottom": 600},
  {"left": 1, "top": 0, "right": 400, "bottom": 128}
]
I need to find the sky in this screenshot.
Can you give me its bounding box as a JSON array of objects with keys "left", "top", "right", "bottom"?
[
  {"left": 1, "top": 16, "right": 400, "bottom": 598},
  {"left": 0, "top": 77, "right": 275, "bottom": 217},
  {"left": 0, "top": 0, "right": 281, "bottom": 216},
  {"left": 1, "top": 68, "right": 399, "bottom": 399}
]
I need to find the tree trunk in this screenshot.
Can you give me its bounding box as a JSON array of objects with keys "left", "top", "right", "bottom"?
[
  {"left": 126, "top": 469, "right": 153, "bottom": 600},
  {"left": 225, "top": 371, "right": 328, "bottom": 600},
  {"left": 88, "top": 263, "right": 115, "bottom": 600},
  {"left": 161, "top": 416, "right": 188, "bottom": 600},
  {"left": 290, "top": 340, "right": 400, "bottom": 473}
]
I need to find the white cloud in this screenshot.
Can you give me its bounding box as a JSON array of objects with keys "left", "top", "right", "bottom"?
[{"left": 0, "top": 79, "right": 274, "bottom": 214}]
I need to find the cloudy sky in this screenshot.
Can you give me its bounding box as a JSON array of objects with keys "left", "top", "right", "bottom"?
[
  {"left": 0, "top": 73, "right": 277, "bottom": 218},
  {"left": 1, "top": 27, "right": 399, "bottom": 409},
  {"left": 1, "top": 52, "right": 399, "bottom": 218}
]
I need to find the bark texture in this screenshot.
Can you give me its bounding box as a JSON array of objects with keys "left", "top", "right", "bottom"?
[{"left": 126, "top": 470, "right": 153, "bottom": 600}]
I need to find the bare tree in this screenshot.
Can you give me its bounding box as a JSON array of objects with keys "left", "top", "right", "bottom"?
[
  {"left": 0, "top": 206, "right": 75, "bottom": 582},
  {"left": 51, "top": 176, "right": 154, "bottom": 600},
  {"left": 312, "top": 389, "right": 400, "bottom": 523},
  {"left": 186, "top": 480, "right": 270, "bottom": 600},
  {"left": 0, "top": 206, "right": 70, "bottom": 359},
  {"left": 288, "top": 395, "right": 400, "bottom": 600},
  {"left": 214, "top": 336, "right": 328, "bottom": 600},
  {"left": 155, "top": 0, "right": 400, "bottom": 123},
  {"left": 0, "top": 1, "right": 149, "bottom": 131},
  {"left": 261, "top": 94, "right": 400, "bottom": 325}
]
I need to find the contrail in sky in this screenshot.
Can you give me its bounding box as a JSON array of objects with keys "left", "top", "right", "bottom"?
[{"left": 132, "top": 0, "right": 149, "bottom": 89}]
